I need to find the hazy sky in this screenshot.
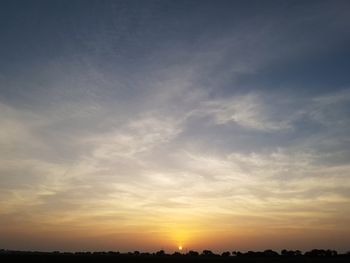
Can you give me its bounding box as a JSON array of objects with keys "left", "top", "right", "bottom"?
[{"left": 1, "top": 0, "right": 350, "bottom": 253}]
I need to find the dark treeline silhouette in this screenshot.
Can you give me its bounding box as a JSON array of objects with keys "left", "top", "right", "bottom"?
[{"left": 1, "top": 248, "right": 350, "bottom": 262}]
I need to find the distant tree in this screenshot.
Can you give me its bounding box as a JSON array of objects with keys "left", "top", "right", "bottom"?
[
  {"left": 304, "top": 249, "right": 335, "bottom": 257},
  {"left": 133, "top": 251, "right": 140, "bottom": 255},
  {"left": 221, "top": 251, "right": 230, "bottom": 257},
  {"left": 172, "top": 252, "right": 182, "bottom": 256},
  {"left": 92, "top": 251, "right": 105, "bottom": 255},
  {"left": 282, "top": 249, "right": 302, "bottom": 256},
  {"left": 232, "top": 251, "right": 243, "bottom": 256},
  {"left": 202, "top": 250, "right": 214, "bottom": 256},
  {"left": 263, "top": 250, "right": 279, "bottom": 257},
  {"left": 187, "top": 250, "right": 199, "bottom": 256},
  {"left": 245, "top": 251, "right": 257, "bottom": 257},
  {"left": 107, "top": 251, "right": 119, "bottom": 255},
  {"left": 156, "top": 250, "right": 165, "bottom": 256},
  {"left": 326, "top": 249, "right": 337, "bottom": 256}
]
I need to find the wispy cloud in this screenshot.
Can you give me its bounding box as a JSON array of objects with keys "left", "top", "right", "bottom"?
[{"left": 193, "top": 93, "right": 294, "bottom": 131}]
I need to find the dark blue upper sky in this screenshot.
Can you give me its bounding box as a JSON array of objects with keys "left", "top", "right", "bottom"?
[{"left": 1, "top": 0, "right": 350, "bottom": 100}]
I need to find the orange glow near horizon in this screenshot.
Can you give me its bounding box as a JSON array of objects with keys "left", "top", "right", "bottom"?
[{"left": 1, "top": 209, "right": 350, "bottom": 252}]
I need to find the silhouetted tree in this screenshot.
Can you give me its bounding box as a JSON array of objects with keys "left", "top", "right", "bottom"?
[
  {"left": 187, "top": 250, "right": 199, "bottom": 256},
  {"left": 326, "top": 249, "right": 337, "bottom": 256},
  {"left": 244, "top": 251, "right": 257, "bottom": 257},
  {"left": 155, "top": 250, "right": 165, "bottom": 256},
  {"left": 202, "top": 250, "right": 214, "bottom": 256},
  {"left": 107, "top": 251, "right": 119, "bottom": 255},
  {"left": 282, "top": 249, "right": 302, "bottom": 256},
  {"left": 221, "top": 251, "right": 230, "bottom": 257},
  {"left": 263, "top": 250, "right": 279, "bottom": 257},
  {"left": 304, "top": 249, "right": 337, "bottom": 257},
  {"left": 232, "top": 251, "right": 243, "bottom": 256}
]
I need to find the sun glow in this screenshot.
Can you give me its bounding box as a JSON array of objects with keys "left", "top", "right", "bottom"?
[{"left": 168, "top": 227, "right": 194, "bottom": 251}]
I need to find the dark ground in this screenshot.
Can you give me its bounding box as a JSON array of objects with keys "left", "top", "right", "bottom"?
[{"left": 1, "top": 252, "right": 350, "bottom": 263}]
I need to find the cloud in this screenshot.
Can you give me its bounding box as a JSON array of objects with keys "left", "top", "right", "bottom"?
[
  {"left": 193, "top": 93, "right": 294, "bottom": 131},
  {"left": 1, "top": 85, "right": 350, "bottom": 236},
  {"left": 307, "top": 89, "right": 350, "bottom": 127}
]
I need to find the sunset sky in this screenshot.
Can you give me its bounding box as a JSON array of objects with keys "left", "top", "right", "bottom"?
[{"left": 1, "top": 0, "right": 350, "bottom": 253}]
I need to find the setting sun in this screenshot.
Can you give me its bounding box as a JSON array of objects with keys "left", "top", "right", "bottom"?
[{"left": 178, "top": 245, "right": 182, "bottom": 251}]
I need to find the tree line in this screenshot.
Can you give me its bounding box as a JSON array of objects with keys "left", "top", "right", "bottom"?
[{"left": 1, "top": 248, "right": 349, "bottom": 257}]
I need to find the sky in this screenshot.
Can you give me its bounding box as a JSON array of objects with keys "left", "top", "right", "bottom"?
[{"left": 1, "top": 0, "right": 350, "bottom": 253}]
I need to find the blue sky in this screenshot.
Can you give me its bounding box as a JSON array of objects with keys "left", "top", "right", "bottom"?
[{"left": 1, "top": 0, "right": 350, "bottom": 252}]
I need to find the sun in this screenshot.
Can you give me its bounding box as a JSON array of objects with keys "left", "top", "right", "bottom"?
[{"left": 178, "top": 245, "right": 183, "bottom": 251}]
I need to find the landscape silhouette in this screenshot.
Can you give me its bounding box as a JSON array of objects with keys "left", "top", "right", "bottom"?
[{"left": 1, "top": 248, "right": 350, "bottom": 262}]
